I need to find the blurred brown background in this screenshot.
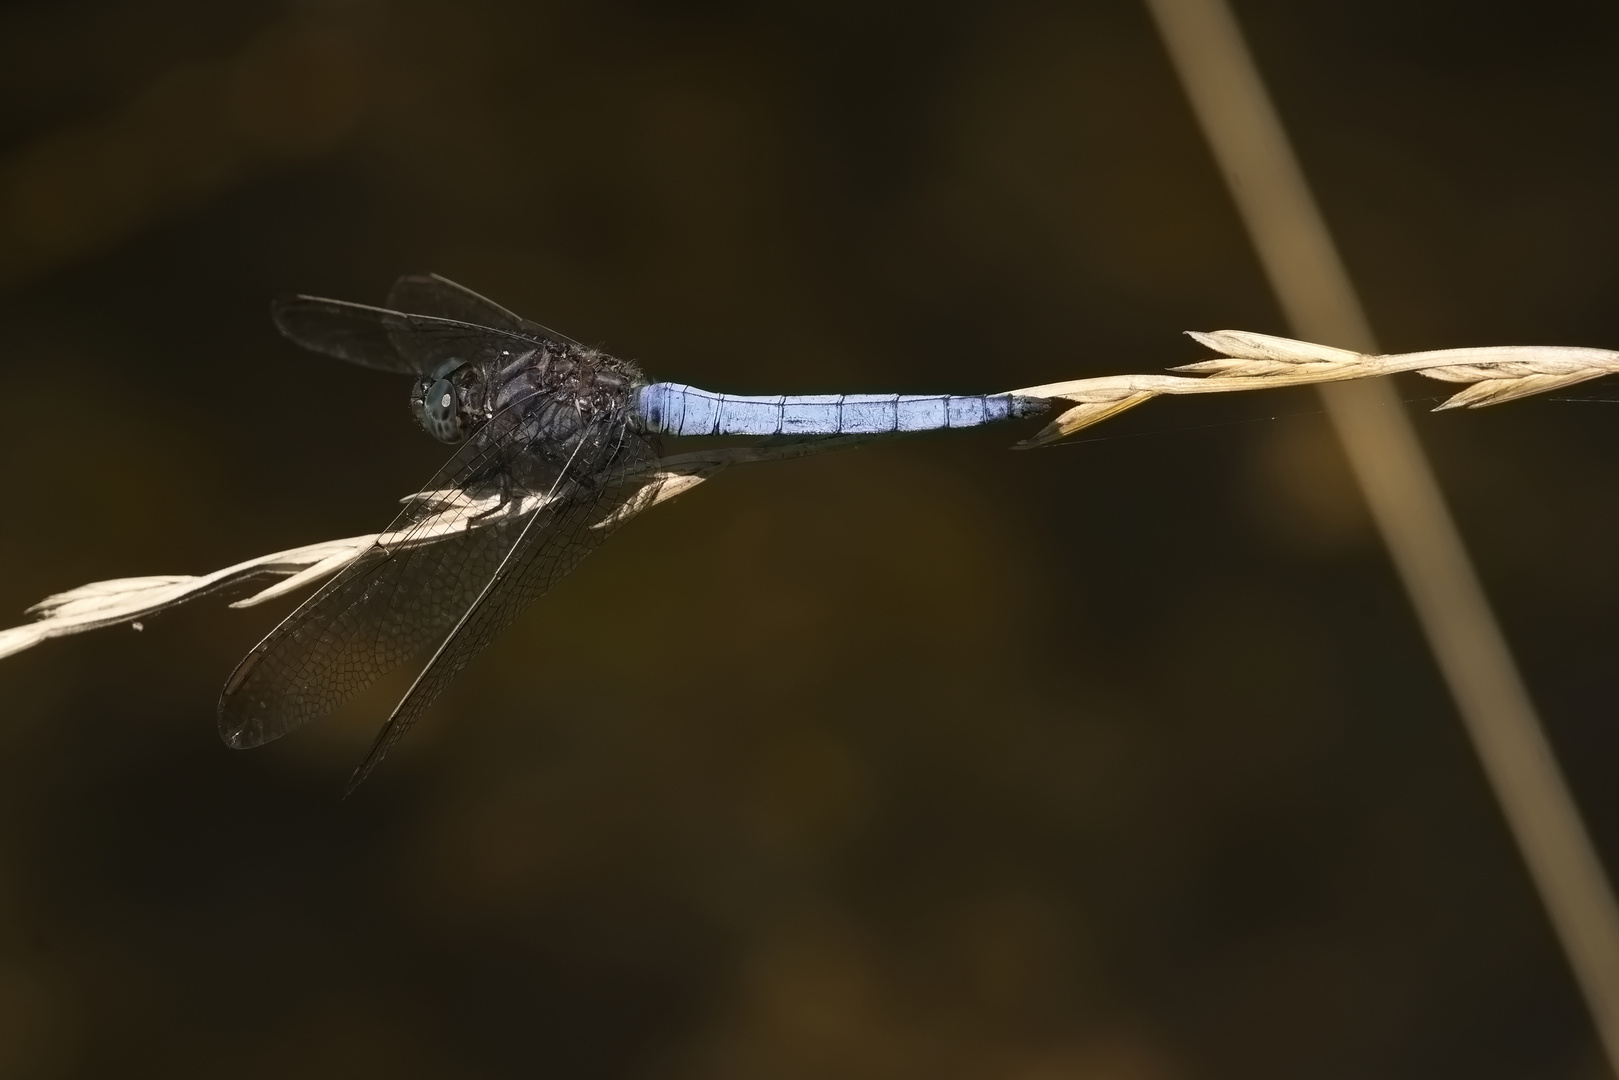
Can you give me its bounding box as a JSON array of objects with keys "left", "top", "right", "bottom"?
[{"left": 2, "top": 0, "right": 1619, "bottom": 1077}]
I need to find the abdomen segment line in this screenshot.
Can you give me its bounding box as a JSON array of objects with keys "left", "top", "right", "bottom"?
[{"left": 636, "top": 384, "right": 1045, "bottom": 437}]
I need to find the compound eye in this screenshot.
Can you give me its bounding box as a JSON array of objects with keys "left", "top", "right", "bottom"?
[{"left": 422, "top": 377, "right": 466, "bottom": 443}]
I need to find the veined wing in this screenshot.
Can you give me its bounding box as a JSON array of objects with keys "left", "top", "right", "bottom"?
[
  {"left": 272, "top": 274, "right": 584, "bottom": 374},
  {"left": 217, "top": 419, "right": 539, "bottom": 748},
  {"left": 343, "top": 413, "right": 663, "bottom": 788},
  {"left": 218, "top": 407, "right": 661, "bottom": 782},
  {"left": 386, "top": 273, "right": 585, "bottom": 349},
  {"left": 271, "top": 298, "right": 554, "bottom": 375},
  {"left": 344, "top": 463, "right": 650, "bottom": 791}
]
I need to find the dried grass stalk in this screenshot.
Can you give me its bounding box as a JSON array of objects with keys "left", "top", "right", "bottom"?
[
  {"left": 0, "top": 434, "right": 875, "bottom": 660},
  {"left": 1013, "top": 330, "right": 1619, "bottom": 446}
]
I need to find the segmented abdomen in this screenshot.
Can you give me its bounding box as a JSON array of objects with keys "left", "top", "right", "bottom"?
[{"left": 635, "top": 383, "right": 1046, "bottom": 437}]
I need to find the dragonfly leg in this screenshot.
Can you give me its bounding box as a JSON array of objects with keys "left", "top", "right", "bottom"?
[{"left": 469, "top": 470, "right": 514, "bottom": 522}]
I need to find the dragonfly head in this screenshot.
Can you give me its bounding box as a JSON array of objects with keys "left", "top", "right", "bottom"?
[{"left": 413, "top": 357, "right": 474, "bottom": 443}]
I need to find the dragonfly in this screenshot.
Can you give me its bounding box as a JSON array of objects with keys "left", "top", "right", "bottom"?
[{"left": 221, "top": 273, "right": 1049, "bottom": 790}]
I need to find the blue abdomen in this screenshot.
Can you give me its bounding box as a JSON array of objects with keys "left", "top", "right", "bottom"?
[{"left": 635, "top": 384, "right": 1046, "bottom": 437}]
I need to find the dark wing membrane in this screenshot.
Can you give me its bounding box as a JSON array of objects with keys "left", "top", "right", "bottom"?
[
  {"left": 345, "top": 460, "right": 653, "bottom": 791},
  {"left": 387, "top": 272, "right": 586, "bottom": 349},
  {"left": 271, "top": 296, "right": 553, "bottom": 374}
]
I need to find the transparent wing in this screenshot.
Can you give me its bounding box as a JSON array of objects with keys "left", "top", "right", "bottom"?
[
  {"left": 221, "top": 351, "right": 650, "bottom": 731},
  {"left": 271, "top": 295, "right": 412, "bottom": 372},
  {"left": 344, "top": 464, "right": 651, "bottom": 791},
  {"left": 221, "top": 426, "right": 662, "bottom": 786},
  {"left": 386, "top": 273, "right": 585, "bottom": 349},
  {"left": 218, "top": 424, "right": 537, "bottom": 747},
  {"left": 271, "top": 297, "right": 558, "bottom": 374}
]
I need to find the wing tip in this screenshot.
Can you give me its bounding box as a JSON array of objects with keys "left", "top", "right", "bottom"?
[
  {"left": 216, "top": 708, "right": 262, "bottom": 750},
  {"left": 343, "top": 728, "right": 394, "bottom": 796}
]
